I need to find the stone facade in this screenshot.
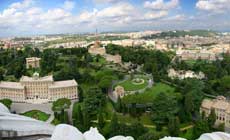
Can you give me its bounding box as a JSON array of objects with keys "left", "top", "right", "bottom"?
[
  {"left": 113, "top": 86, "right": 125, "bottom": 98},
  {"left": 168, "top": 68, "right": 205, "bottom": 80},
  {"left": 176, "top": 50, "right": 223, "bottom": 61},
  {"left": 0, "top": 73, "right": 78, "bottom": 103},
  {"left": 26, "top": 57, "right": 41, "bottom": 69},
  {"left": 200, "top": 96, "right": 230, "bottom": 131},
  {"left": 104, "top": 54, "right": 122, "bottom": 64},
  {"left": 88, "top": 41, "right": 106, "bottom": 55}
]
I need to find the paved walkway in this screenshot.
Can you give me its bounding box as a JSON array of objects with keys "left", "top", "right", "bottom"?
[
  {"left": 46, "top": 113, "right": 54, "bottom": 124},
  {"left": 92, "top": 119, "right": 193, "bottom": 130}
]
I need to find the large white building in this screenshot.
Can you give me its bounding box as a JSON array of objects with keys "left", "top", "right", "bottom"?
[{"left": 0, "top": 73, "right": 78, "bottom": 103}]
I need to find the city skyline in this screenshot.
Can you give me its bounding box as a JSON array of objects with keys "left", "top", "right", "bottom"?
[{"left": 0, "top": 0, "right": 230, "bottom": 37}]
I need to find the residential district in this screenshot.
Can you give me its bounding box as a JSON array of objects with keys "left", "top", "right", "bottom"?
[{"left": 1, "top": 30, "right": 230, "bottom": 140}]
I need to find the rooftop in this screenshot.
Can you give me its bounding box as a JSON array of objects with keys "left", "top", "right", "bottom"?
[
  {"left": 20, "top": 75, "right": 53, "bottom": 82},
  {"left": 49, "top": 80, "right": 78, "bottom": 89},
  {"left": 0, "top": 81, "right": 24, "bottom": 89}
]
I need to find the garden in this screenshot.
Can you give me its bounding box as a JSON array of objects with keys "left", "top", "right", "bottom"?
[
  {"left": 115, "top": 75, "right": 151, "bottom": 92},
  {"left": 21, "top": 110, "right": 50, "bottom": 121}
]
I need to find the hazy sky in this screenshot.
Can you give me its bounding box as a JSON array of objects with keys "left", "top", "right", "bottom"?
[{"left": 0, "top": 0, "right": 230, "bottom": 37}]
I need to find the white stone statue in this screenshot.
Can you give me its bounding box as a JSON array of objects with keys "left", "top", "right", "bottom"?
[
  {"left": 84, "top": 127, "right": 105, "bottom": 140},
  {"left": 0, "top": 103, "right": 55, "bottom": 138},
  {"left": 51, "top": 124, "right": 135, "bottom": 140},
  {"left": 197, "top": 132, "right": 230, "bottom": 140},
  {"left": 109, "top": 136, "right": 135, "bottom": 140},
  {"left": 159, "top": 137, "right": 187, "bottom": 140},
  {"left": 0, "top": 103, "right": 135, "bottom": 140},
  {"left": 51, "top": 124, "right": 85, "bottom": 140}
]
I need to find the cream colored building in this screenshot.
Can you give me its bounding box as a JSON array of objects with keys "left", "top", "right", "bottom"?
[
  {"left": 104, "top": 54, "right": 122, "bottom": 64},
  {"left": 168, "top": 68, "right": 205, "bottom": 80},
  {"left": 200, "top": 96, "right": 230, "bottom": 130},
  {"left": 26, "top": 57, "right": 41, "bottom": 69},
  {"left": 0, "top": 73, "right": 78, "bottom": 103},
  {"left": 113, "top": 86, "right": 125, "bottom": 98},
  {"left": 88, "top": 41, "right": 106, "bottom": 55}
]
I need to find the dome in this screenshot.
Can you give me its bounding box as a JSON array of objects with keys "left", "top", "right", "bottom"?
[
  {"left": 83, "top": 127, "right": 105, "bottom": 140},
  {"left": 51, "top": 124, "right": 84, "bottom": 140},
  {"left": 0, "top": 103, "right": 10, "bottom": 113},
  {"left": 33, "top": 72, "right": 40, "bottom": 79}
]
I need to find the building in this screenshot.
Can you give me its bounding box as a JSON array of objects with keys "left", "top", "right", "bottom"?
[
  {"left": 168, "top": 68, "right": 205, "bottom": 80},
  {"left": 104, "top": 54, "right": 122, "bottom": 64},
  {"left": 88, "top": 41, "right": 106, "bottom": 55},
  {"left": 0, "top": 72, "right": 78, "bottom": 103},
  {"left": 26, "top": 57, "right": 41, "bottom": 69},
  {"left": 113, "top": 86, "right": 125, "bottom": 98},
  {"left": 200, "top": 96, "right": 230, "bottom": 131},
  {"left": 176, "top": 50, "right": 223, "bottom": 61}
]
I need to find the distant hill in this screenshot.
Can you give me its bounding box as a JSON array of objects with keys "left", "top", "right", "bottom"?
[{"left": 142, "top": 30, "right": 217, "bottom": 39}]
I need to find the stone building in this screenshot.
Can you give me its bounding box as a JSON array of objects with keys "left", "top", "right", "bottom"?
[
  {"left": 104, "top": 54, "right": 122, "bottom": 64},
  {"left": 88, "top": 41, "right": 106, "bottom": 55},
  {"left": 168, "top": 68, "right": 205, "bottom": 80},
  {"left": 113, "top": 86, "right": 125, "bottom": 98},
  {"left": 0, "top": 73, "right": 78, "bottom": 103},
  {"left": 176, "top": 50, "right": 223, "bottom": 61},
  {"left": 26, "top": 57, "right": 41, "bottom": 69},
  {"left": 200, "top": 96, "right": 230, "bottom": 131}
]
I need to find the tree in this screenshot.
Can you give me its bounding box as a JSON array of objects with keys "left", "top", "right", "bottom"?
[
  {"left": 207, "top": 108, "right": 216, "bottom": 128},
  {"left": 151, "top": 92, "right": 179, "bottom": 131},
  {"left": 78, "top": 86, "right": 84, "bottom": 102},
  {"left": 128, "top": 122, "right": 148, "bottom": 139},
  {"left": 184, "top": 92, "right": 194, "bottom": 121},
  {"left": 109, "top": 113, "right": 119, "bottom": 137},
  {"left": 0, "top": 67, "right": 6, "bottom": 81},
  {"left": 0, "top": 99, "right": 12, "bottom": 109},
  {"left": 193, "top": 120, "right": 210, "bottom": 139},
  {"left": 168, "top": 117, "right": 180, "bottom": 136},
  {"left": 83, "top": 87, "right": 106, "bottom": 118},
  {"left": 116, "top": 96, "right": 122, "bottom": 112},
  {"left": 98, "top": 110, "right": 105, "bottom": 129},
  {"left": 52, "top": 98, "right": 71, "bottom": 112},
  {"left": 73, "top": 104, "right": 84, "bottom": 131},
  {"left": 83, "top": 110, "right": 91, "bottom": 131},
  {"left": 98, "top": 76, "right": 114, "bottom": 93}
]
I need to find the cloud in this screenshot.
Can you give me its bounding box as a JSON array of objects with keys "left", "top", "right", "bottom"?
[
  {"left": 93, "top": 0, "right": 123, "bottom": 3},
  {"left": 10, "top": 0, "right": 34, "bottom": 10},
  {"left": 144, "top": 0, "right": 179, "bottom": 10},
  {"left": 144, "top": 11, "right": 168, "bottom": 20},
  {"left": 196, "top": 0, "right": 230, "bottom": 13},
  {"left": 63, "top": 0, "right": 75, "bottom": 11}
]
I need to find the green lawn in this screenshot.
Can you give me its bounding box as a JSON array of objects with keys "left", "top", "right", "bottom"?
[
  {"left": 22, "top": 110, "right": 50, "bottom": 121},
  {"left": 116, "top": 77, "right": 148, "bottom": 91},
  {"left": 117, "top": 113, "right": 154, "bottom": 126},
  {"left": 122, "top": 83, "right": 181, "bottom": 104},
  {"left": 179, "top": 128, "right": 194, "bottom": 140}
]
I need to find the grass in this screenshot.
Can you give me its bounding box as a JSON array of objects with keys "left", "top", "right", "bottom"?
[
  {"left": 22, "top": 110, "right": 50, "bottom": 121},
  {"left": 122, "top": 83, "right": 181, "bottom": 104},
  {"left": 179, "top": 128, "right": 194, "bottom": 140},
  {"left": 117, "top": 113, "right": 154, "bottom": 126},
  {"left": 51, "top": 118, "right": 61, "bottom": 125},
  {"left": 116, "top": 77, "right": 148, "bottom": 91}
]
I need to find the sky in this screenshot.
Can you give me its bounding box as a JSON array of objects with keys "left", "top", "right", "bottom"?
[{"left": 0, "top": 0, "right": 230, "bottom": 37}]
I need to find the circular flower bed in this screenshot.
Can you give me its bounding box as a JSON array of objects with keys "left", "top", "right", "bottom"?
[{"left": 132, "top": 78, "right": 145, "bottom": 85}]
